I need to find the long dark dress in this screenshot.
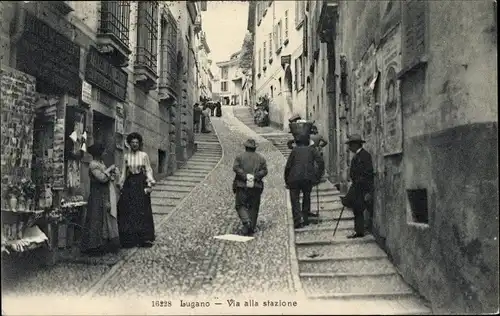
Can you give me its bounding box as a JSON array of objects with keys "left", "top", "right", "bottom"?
[
  {"left": 215, "top": 104, "right": 222, "bottom": 117},
  {"left": 81, "top": 160, "right": 120, "bottom": 254},
  {"left": 118, "top": 152, "right": 156, "bottom": 247}
]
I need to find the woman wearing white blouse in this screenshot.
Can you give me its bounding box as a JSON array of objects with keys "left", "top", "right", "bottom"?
[{"left": 117, "top": 132, "right": 156, "bottom": 248}]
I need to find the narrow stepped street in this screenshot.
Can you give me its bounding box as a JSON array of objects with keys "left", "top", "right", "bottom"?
[
  {"left": 151, "top": 130, "right": 222, "bottom": 214},
  {"left": 233, "top": 106, "right": 431, "bottom": 314}
]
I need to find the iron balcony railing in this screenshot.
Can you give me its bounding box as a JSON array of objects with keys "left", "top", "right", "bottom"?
[{"left": 99, "top": 1, "right": 130, "bottom": 46}]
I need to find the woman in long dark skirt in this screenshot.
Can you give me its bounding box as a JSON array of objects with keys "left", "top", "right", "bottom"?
[
  {"left": 117, "top": 132, "right": 156, "bottom": 248},
  {"left": 81, "top": 143, "right": 120, "bottom": 256},
  {"left": 215, "top": 101, "right": 222, "bottom": 117}
]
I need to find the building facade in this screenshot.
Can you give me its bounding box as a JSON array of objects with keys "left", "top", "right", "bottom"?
[
  {"left": 195, "top": 31, "right": 213, "bottom": 101},
  {"left": 248, "top": 1, "right": 307, "bottom": 131},
  {"left": 216, "top": 51, "right": 244, "bottom": 106},
  {"left": 0, "top": 1, "right": 208, "bottom": 198},
  {"left": 304, "top": 0, "right": 498, "bottom": 313}
]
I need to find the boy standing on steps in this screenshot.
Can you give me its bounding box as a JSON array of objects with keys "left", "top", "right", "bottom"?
[{"left": 232, "top": 139, "right": 268, "bottom": 236}]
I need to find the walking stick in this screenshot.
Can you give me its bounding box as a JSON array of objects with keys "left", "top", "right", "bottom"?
[
  {"left": 316, "top": 185, "right": 320, "bottom": 217},
  {"left": 333, "top": 206, "right": 345, "bottom": 238}
]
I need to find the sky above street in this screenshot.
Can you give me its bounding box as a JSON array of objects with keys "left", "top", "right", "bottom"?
[{"left": 201, "top": 1, "right": 249, "bottom": 65}]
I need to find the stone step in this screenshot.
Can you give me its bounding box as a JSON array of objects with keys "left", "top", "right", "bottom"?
[
  {"left": 189, "top": 158, "right": 220, "bottom": 162},
  {"left": 309, "top": 195, "right": 342, "bottom": 203},
  {"left": 297, "top": 219, "right": 353, "bottom": 231},
  {"left": 161, "top": 179, "right": 201, "bottom": 185},
  {"left": 312, "top": 201, "right": 344, "bottom": 210},
  {"left": 152, "top": 205, "right": 172, "bottom": 214},
  {"left": 181, "top": 167, "right": 214, "bottom": 172},
  {"left": 155, "top": 182, "right": 196, "bottom": 189},
  {"left": 306, "top": 294, "right": 431, "bottom": 315},
  {"left": 296, "top": 237, "right": 385, "bottom": 259},
  {"left": 298, "top": 254, "right": 395, "bottom": 274},
  {"left": 151, "top": 190, "right": 189, "bottom": 199},
  {"left": 174, "top": 171, "right": 209, "bottom": 177},
  {"left": 184, "top": 161, "right": 218, "bottom": 166},
  {"left": 167, "top": 174, "right": 206, "bottom": 181},
  {"left": 164, "top": 177, "right": 203, "bottom": 183},
  {"left": 307, "top": 208, "right": 352, "bottom": 220},
  {"left": 295, "top": 224, "right": 359, "bottom": 242},
  {"left": 300, "top": 271, "right": 412, "bottom": 295},
  {"left": 151, "top": 196, "right": 181, "bottom": 206}
]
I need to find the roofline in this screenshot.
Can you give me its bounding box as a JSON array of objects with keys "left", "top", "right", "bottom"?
[{"left": 216, "top": 58, "right": 239, "bottom": 67}]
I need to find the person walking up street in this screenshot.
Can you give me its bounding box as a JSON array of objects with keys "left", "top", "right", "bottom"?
[
  {"left": 310, "top": 124, "right": 328, "bottom": 154},
  {"left": 215, "top": 101, "right": 222, "bottom": 117},
  {"left": 232, "top": 139, "right": 268, "bottom": 236},
  {"left": 201, "top": 104, "right": 211, "bottom": 133},
  {"left": 193, "top": 103, "right": 202, "bottom": 133},
  {"left": 341, "top": 134, "right": 375, "bottom": 238},
  {"left": 284, "top": 135, "right": 325, "bottom": 229}
]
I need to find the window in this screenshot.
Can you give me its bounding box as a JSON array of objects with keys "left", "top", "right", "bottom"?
[
  {"left": 269, "top": 33, "right": 273, "bottom": 58},
  {"left": 275, "top": 20, "right": 282, "bottom": 52},
  {"left": 295, "top": 1, "right": 306, "bottom": 28},
  {"left": 258, "top": 49, "right": 262, "bottom": 72},
  {"left": 407, "top": 189, "right": 429, "bottom": 224},
  {"left": 221, "top": 67, "right": 228, "bottom": 80},
  {"left": 158, "top": 149, "right": 166, "bottom": 173},
  {"left": 136, "top": 1, "right": 159, "bottom": 71},
  {"left": 284, "top": 10, "right": 289, "bottom": 40},
  {"left": 263, "top": 41, "right": 267, "bottom": 66},
  {"left": 99, "top": 1, "right": 131, "bottom": 46},
  {"left": 159, "top": 12, "right": 177, "bottom": 87},
  {"left": 221, "top": 81, "right": 228, "bottom": 92},
  {"left": 295, "top": 55, "right": 304, "bottom": 90}
]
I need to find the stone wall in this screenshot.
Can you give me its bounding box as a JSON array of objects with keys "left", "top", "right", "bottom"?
[{"left": 333, "top": 0, "right": 499, "bottom": 313}]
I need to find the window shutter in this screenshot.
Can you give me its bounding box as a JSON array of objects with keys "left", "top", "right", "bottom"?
[
  {"left": 269, "top": 33, "right": 273, "bottom": 57},
  {"left": 294, "top": 58, "right": 298, "bottom": 90},
  {"left": 284, "top": 10, "right": 289, "bottom": 39},
  {"left": 301, "top": 56, "right": 305, "bottom": 88}
]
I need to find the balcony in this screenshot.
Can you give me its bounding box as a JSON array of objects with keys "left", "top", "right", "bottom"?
[
  {"left": 51, "top": 1, "right": 74, "bottom": 15},
  {"left": 97, "top": 1, "right": 132, "bottom": 67},
  {"left": 194, "top": 15, "right": 202, "bottom": 34},
  {"left": 318, "top": 1, "right": 339, "bottom": 43},
  {"left": 134, "top": 47, "right": 158, "bottom": 91}
]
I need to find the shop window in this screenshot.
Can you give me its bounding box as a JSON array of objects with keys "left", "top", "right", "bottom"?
[
  {"left": 99, "top": 1, "right": 131, "bottom": 46},
  {"left": 407, "top": 188, "right": 429, "bottom": 224},
  {"left": 158, "top": 149, "right": 166, "bottom": 174},
  {"left": 136, "top": 1, "right": 159, "bottom": 72}
]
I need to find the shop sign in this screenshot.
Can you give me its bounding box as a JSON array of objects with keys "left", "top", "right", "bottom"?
[
  {"left": 85, "top": 46, "right": 128, "bottom": 102},
  {"left": 16, "top": 13, "right": 82, "bottom": 97},
  {"left": 81, "top": 81, "right": 93, "bottom": 105},
  {"left": 281, "top": 55, "right": 291, "bottom": 67}
]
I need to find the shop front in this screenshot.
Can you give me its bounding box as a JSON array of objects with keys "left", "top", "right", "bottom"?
[{"left": 1, "top": 11, "right": 92, "bottom": 264}]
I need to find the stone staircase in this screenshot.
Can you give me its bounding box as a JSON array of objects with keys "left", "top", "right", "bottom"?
[
  {"left": 233, "top": 106, "right": 431, "bottom": 314},
  {"left": 150, "top": 129, "right": 221, "bottom": 216}
]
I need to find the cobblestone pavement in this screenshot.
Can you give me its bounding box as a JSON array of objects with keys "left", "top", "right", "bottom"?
[{"left": 81, "top": 109, "right": 296, "bottom": 301}]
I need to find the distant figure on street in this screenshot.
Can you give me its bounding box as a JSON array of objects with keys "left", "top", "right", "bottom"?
[
  {"left": 193, "top": 103, "right": 202, "bottom": 133},
  {"left": 284, "top": 135, "right": 325, "bottom": 229},
  {"left": 310, "top": 125, "right": 328, "bottom": 153},
  {"left": 201, "top": 104, "right": 211, "bottom": 133},
  {"left": 215, "top": 101, "right": 222, "bottom": 117},
  {"left": 341, "top": 134, "right": 374, "bottom": 238},
  {"left": 232, "top": 139, "right": 268, "bottom": 236},
  {"left": 209, "top": 102, "right": 216, "bottom": 117}
]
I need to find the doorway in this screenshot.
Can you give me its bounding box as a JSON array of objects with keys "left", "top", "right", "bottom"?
[{"left": 92, "top": 111, "right": 115, "bottom": 167}]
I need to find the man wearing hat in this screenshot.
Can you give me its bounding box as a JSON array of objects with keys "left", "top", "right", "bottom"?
[
  {"left": 341, "top": 134, "right": 375, "bottom": 238},
  {"left": 232, "top": 138, "right": 269, "bottom": 236}
]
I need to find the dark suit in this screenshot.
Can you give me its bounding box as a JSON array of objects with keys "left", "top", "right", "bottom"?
[
  {"left": 284, "top": 145, "right": 325, "bottom": 225},
  {"left": 233, "top": 151, "right": 268, "bottom": 231},
  {"left": 344, "top": 148, "right": 374, "bottom": 235}
]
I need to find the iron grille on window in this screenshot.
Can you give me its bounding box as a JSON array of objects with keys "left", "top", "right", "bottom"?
[
  {"left": 263, "top": 41, "right": 267, "bottom": 65},
  {"left": 269, "top": 33, "right": 273, "bottom": 58},
  {"left": 136, "top": 1, "right": 158, "bottom": 71},
  {"left": 100, "top": 1, "right": 131, "bottom": 46},
  {"left": 160, "top": 12, "right": 177, "bottom": 87}
]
